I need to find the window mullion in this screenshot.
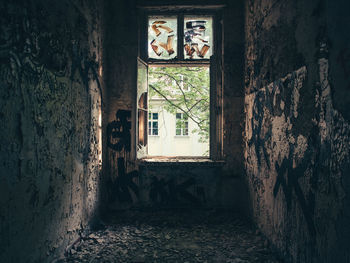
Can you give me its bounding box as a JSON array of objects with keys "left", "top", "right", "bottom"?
[{"left": 178, "top": 14, "right": 184, "bottom": 61}]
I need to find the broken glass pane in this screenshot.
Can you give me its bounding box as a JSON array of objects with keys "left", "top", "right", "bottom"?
[
  {"left": 184, "top": 16, "right": 213, "bottom": 59},
  {"left": 148, "top": 16, "right": 177, "bottom": 59}
]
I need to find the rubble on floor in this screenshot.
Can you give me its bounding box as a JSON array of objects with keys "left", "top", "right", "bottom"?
[{"left": 62, "top": 210, "right": 283, "bottom": 263}]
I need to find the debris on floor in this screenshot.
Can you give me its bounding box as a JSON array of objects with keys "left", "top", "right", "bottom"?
[{"left": 62, "top": 210, "right": 283, "bottom": 263}]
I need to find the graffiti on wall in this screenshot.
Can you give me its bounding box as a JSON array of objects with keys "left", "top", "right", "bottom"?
[
  {"left": 0, "top": 1, "right": 103, "bottom": 259},
  {"left": 106, "top": 110, "right": 136, "bottom": 203},
  {"left": 109, "top": 157, "right": 139, "bottom": 203},
  {"left": 107, "top": 110, "right": 131, "bottom": 152},
  {"left": 273, "top": 140, "right": 318, "bottom": 236},
  {"left": 149, "top": 176, "right": 205, "bottom": 206},
  {"left": 245, "top": 66, "right": 318, "bottom": 236},
  {"left": 0, "top": 2, "right": 102, "bottom": 165}
]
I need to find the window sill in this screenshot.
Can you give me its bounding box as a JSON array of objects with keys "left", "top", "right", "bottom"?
[
  {"left": 138, "top": 157, "right": 225, "bottom": 167},
  {"left": 174, "top": 135, "right": 190, "bottom": 138}
]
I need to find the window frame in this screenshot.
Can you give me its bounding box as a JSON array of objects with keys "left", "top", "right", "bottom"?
[
  {"left": 139, "top": 9, "right": 218, "bottom": 65},
  {"left": 136, "top": 5, "right": 224, "bottom": 161},
  {"left": 148, "top": 112, "right": 159, "bottom": 136},
  {"left": 175, "top": 112, "right": 189, "bottom": 136}
]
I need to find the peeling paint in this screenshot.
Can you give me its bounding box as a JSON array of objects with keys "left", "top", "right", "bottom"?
[
  {"left": 244, "top": 2, "right": 350, "bottom": 260},
  {"left": 0, "top": 1, "right": 104, "bottom": 262}
]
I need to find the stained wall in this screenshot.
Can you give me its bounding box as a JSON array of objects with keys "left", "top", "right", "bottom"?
[
  {"left": 0, "top": 0, "right": 104, "bottom": 262},
  {"left": 244, "top": 0, "right": 350, "bottom": 262}
]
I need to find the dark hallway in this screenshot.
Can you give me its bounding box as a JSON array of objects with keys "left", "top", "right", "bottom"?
[{"left": 1, "top": 0, "right": 350, "bottom": 262}]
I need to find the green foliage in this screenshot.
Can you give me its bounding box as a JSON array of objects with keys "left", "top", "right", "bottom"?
[{"left": 149, "top": 66, "right": 209, "bottom": 142}]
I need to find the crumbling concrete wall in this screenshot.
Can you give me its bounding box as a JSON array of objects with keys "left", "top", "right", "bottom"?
[
  {"left": 244, "top": 0, "right": 350, "bottom": 262},
  {"left": 0, "top": 0, "right": 104, "bottom": 262}
]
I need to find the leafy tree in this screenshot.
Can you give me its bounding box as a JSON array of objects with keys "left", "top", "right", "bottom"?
[{"left": 149, "top": 66, "right": 209, "bottom": 142}]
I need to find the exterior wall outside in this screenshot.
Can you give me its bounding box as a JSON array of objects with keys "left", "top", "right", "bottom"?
[{"left": 148, "top": 100, "right": 209, "bottom": 157}]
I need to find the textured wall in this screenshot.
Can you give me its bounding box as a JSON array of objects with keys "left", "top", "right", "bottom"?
[
  {"left": 223, "top": 0, "right": 245, "bottom": 175},
  {"left": 104, "top": 0, "right": 138, "bottom": 196},
  {"left": 244, "top": 0, "right": 350, "bottom": 262},
  {"left": 0, "top": 0, "right": 104, "bottom": 262},
  {"left": 105, "top": 159, "right": 245, "bottom": 210}
]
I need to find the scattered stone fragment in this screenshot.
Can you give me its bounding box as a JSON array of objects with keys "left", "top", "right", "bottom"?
[{"left": 64, "top": 210, "right": 283, "bottom": 263}]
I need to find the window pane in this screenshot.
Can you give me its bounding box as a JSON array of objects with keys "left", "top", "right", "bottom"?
[
  {"left": 184, "top": 16, "right": 213, "bottom": 59},
  {"left": 153, "top": 113, "right": 158, "bottom": 119},
  {"left": 153, "top": 129, "right": 158, "bottom": 135},
  {"left": 148, "top": 16, "right": 177, "bottom": 59},
  {"left": 148, "top": 66, "right": 210, "bottom": 156},
  {"left": 153, "top": 122, "right": 158, "bottom": 129}
]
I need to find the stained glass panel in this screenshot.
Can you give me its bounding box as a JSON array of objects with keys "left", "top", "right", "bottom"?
[
  {"left": 148, "top": 16, "right": 177, "bottom": 59},
  {"left": 184, "top": 16, "right": 213, "bottom": 59}
]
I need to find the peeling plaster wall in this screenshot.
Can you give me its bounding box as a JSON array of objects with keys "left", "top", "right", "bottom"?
[
  {"left": 0, "top": 0, "right": 104, "bottom": 262},
  {"left": 244, "top": 0, "right": 350, "bottom": 262}
]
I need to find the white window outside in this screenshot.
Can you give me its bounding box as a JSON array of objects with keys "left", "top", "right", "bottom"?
[
  {"left": 148, "top": 112, "right": 159, "bottom": 136},
  {"left": 175, "top": 113, "right": 189, "bottom": 136}
]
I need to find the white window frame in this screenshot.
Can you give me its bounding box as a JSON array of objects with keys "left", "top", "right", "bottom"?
[
  {"left": 175, "top": 112, "right": 189, "bottom": 136},
  {"left": 148, "top": 112, "right": 159, "bottom": 136}
]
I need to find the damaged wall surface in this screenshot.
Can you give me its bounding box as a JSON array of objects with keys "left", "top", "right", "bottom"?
[
  {"left": 244, "top": 0, "right": 350, "bottom": 262},
  {"left": 0, "top": 0, "right": 104, "bottom": 262},
  {"left": 106, "top": 159, "right": 247, "bottom": 210}
]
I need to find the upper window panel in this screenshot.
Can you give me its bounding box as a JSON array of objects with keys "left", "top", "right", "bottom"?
[
  {"left": 184, "top": 16, "right": 213, "bottom": 59},
  {"left": 148, "top": 16, "right": 177, "bottom": 59}
]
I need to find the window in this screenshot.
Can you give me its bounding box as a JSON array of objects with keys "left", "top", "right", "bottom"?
[
  {"left": 172, "top": 75, "right": 190, "bottom": 93},
  {"left": 175, "top": 113, "right": 188, "bottom": 136},
  {"left": 148, "top": 112, "right": 159, "bottom": 135},
  {"left": 148, "top": 16, "right": 177, "bottom": 59},
  {"left": 136, "top": 6, "right": 223, "bottom": 159},
  {"left": 147, "top": 15, "right": 213, "bottom": 61}
]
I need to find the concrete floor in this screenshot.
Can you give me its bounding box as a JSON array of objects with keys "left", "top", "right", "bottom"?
[{"left": 62, "top": 210, "right": 283, "bottom": 263}]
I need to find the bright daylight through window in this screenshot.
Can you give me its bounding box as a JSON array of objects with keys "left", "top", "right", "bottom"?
[
  {"left": 148, "top": 67, "right": 209, "bottom": 157},
  {"left": 137, "top": 13, "right": 214, "bottom": 158}
]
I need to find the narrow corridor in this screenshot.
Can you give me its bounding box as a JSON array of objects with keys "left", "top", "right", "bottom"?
[{"left": 63, "top": 210, "right": 282, "bottom": 263}]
